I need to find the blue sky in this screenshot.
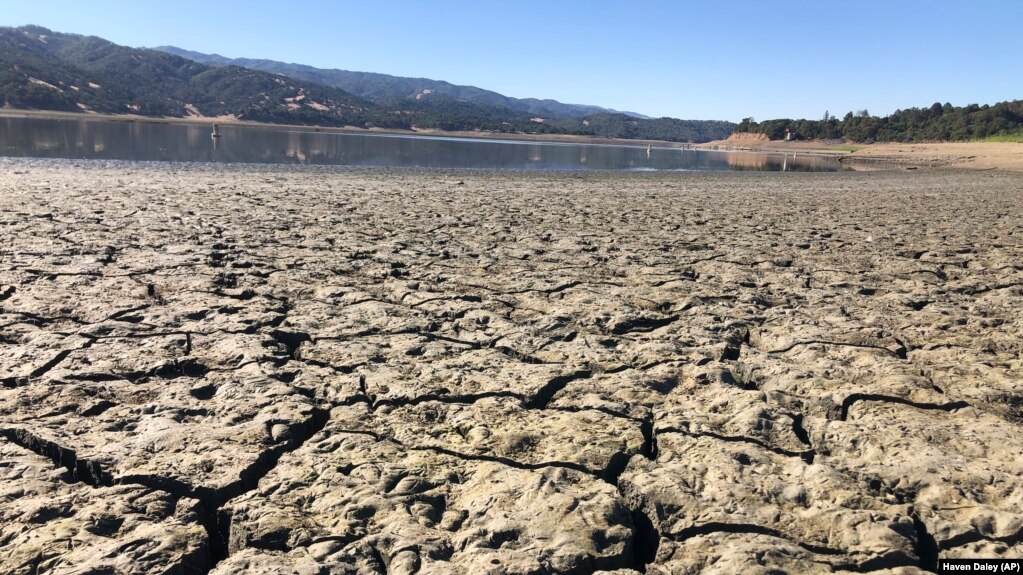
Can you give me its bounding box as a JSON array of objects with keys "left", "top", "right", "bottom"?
[{"left": 2, "top": 0, "right": 1020, "bottom": 121}]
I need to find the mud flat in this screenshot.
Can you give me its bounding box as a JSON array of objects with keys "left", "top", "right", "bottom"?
[
  {"left": 699, "top": 139, "right": 1023, "bottom": 173},
  {"left": 844, "top": 142, "right": 1023, "bottom": 171},
  {"left": 1, "top": 160, "right": 1021, "bottom": 574}
]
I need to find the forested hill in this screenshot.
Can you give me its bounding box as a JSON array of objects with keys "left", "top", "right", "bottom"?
[
  {"left": 0, "top": 25, "right": 375, "bottom": 121},
  {"left": 0, "top": 26, "right": 735, "bottom": 142},
  {"left": 735, "top": 101, "right": 1023, "bottom": 143},
  {"left": 154, "top": 45, "right": 647, "bottom": 120}
]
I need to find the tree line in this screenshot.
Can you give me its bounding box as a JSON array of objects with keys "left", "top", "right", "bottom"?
[{"left": 734, "top": 100, "right": 1023, "bottom": 142}]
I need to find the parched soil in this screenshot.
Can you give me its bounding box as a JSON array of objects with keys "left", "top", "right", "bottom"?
[
  {"left": 1, "top": 160, "right": 1021, "bottom": 574},
  {"left": 849, "top": 142, "right": 1023, "bottom": 171},
  {"left": 702, "top": 138, "right": 1023, "bottom": 172}
]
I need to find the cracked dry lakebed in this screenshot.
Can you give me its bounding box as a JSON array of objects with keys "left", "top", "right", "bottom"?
[{"left": 0, "top": 158, "right": 1021, "bottom": 575}]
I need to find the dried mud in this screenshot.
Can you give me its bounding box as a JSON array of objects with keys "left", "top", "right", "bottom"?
[{"left": 1, "top": 159, "right": 1021, "bottom": 574}]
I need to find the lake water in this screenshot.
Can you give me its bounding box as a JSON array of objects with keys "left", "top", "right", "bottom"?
[{"left": 0, "top": 117, "right": 847, "bottom": 172}]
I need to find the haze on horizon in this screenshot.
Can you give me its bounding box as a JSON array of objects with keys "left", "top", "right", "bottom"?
[{"left": 2, "top": 0, "right": 1020, "bottom": 122}]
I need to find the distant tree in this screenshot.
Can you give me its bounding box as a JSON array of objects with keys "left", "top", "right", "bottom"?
[
  {"left": 738, "top": 99, "right": 1023, "bottom": 143},
  {"left": 735, "top": 117, "right": 755, "bottom": 132}
]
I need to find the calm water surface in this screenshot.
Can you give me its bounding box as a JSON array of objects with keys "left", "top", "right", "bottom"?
[{"left": 0, "top": 117, "right": 846, "bottom": 172}]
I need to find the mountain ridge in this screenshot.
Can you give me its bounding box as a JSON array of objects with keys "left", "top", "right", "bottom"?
[
  {"left": 0, "top": 25, "right": 735, "bottom": 142},
  {"left": 0, "top": 25, "right": 376, "bottom": 121},
  {"left": 153, "top": 45, "right": 650, "bottom": 120}
]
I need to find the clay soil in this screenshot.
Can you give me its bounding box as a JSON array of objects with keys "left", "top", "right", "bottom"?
[{"left": 1, "top": 160, "right": 1021, "bottom": 574}]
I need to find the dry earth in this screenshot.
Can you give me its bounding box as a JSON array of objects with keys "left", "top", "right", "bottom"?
[
  {"left": 849, "top": 143, "right": 1023, "bottom": 171},
  {"left": 702, "top": 138, "right": 1023, "bottom": 173},
  {"left": 1, "top": 160, "right": 1022, "bottom": 574}
]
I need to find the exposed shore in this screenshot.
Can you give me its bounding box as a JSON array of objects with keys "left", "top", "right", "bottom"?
[
  {"left": 1, "top": 161, "right": 1021, "bottom": 574},
  {"left": 848, "top": 141, "right": 1023, "bottom": 171},
  {"left": 700, "top": 134, "right": 1023, "bottom": 171}
]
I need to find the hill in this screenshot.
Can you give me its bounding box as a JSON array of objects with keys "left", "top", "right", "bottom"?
[
  {"left": 154, "top": 45, "right": 648, "bottom": 119},
  {"left": 0, "top": 26, "right": 734, "bottom": 141},
  {"left": 0, "top": 25, "right": 390, "bottom": 125}
]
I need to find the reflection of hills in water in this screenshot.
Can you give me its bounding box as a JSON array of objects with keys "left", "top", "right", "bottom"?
[
  {"left": 1, "top": 117, "right": 846, "bottom": 172},
  {"left": 726, "top": 152, "right": 773, "bottom": 170},
  {"left": 725, "top": 150, "right": 843, "bottom": 172}
]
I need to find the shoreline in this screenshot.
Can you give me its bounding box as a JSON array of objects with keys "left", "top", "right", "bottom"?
[
  {"left": 844, "top": 141, "right": 1023, "bottom": 171},
  {"left": 5, "top": 109, "right": 1021, "bottom": 171},
  {"left": 697, "top": 136, "right": 1023, "bottom": 171},
  {"left": 0, "top": 108, "right": 687, "bottom": 148}
]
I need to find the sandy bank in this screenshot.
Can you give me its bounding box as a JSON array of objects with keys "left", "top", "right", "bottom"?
[
  {"left": 848, "top": 141, "right": 1023, "bottom": 171},
  {"left": 699, "top": 135, "right": 1023, "bottom": 171}
]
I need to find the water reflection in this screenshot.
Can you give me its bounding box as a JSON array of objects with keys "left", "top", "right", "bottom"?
[{"left": 0, "top": 117, "right": 848, "bottom": 172}]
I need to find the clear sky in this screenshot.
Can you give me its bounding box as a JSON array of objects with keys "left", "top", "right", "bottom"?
[{"left": 2, "top": 0, "right": 1020, "bottom": 121}]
